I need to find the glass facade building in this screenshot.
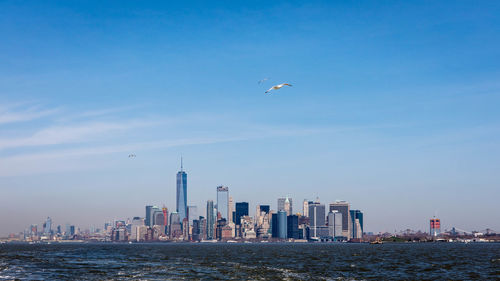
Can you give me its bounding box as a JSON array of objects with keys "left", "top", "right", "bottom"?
[
  {"left": 150, "top": 206, "right": 161, "bottom": 226},
  {"left": 216, "top": 186, "right": 229, "bottom": 220},
  {"left": 259, "top": 205, "right": 270, "bottom": 214},
  {"left": 287, "top": 215, "right": 299, "bottom": 239},
  {"left": 328, "top": 211, "right": 343, "bottom": 238},
  {"left": 308, "top": 203, "right": 326, "bottom": 238},
  {"left": 176, "top": 168, "right": 188, "bottom": 223},
  {"left": 271, "top": 213, "right": 278, "bottom": 238},
  {"left": 235, "top": 202, "right": 249, "bottom": 225},
  {"left": 277, "top": 211, "right": 287, "bottom": 239},
  {"left": 145, "top": 206, "right": 153, "bottom": 227},
  {"left": 206, "top": 200, "right": 215, "bottom": 239},
  {"left": 329, "top": 201, "right": 350, "bottom": 237},
  {"left": 350, "top": 210, "right": 363, "bottom": 239}
]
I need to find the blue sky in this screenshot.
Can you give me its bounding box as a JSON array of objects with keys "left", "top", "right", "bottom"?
[{"left": 0, "top": 1, "right": 499, "bottom": 235}]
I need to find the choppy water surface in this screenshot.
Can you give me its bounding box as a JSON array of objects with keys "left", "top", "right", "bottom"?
[{"left": 0, "top": 243, "right": 499, "bottom": 280}]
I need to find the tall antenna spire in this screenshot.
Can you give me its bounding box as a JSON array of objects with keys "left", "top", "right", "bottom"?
[{"left": 181, "top": 156, "right": 183, "bottom": 171}]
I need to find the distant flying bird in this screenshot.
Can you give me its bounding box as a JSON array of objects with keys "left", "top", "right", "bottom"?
[
  {"left": 258, "top": 77, "right": 269, "bottom": 84},
  {"left": 265, "top": 83, "right": 292, "bottom": 94},
  {"left": 128, "top": 154, "right": 136, "bottom": 158}
]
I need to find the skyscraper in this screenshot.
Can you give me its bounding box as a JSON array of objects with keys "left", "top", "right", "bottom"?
[
  {"left": 235, "top": 202, "right": 249, "bottom": 225},
  {"left": 329, "top": 201, "right": 350, "bottom": 238},
  {"left": 145, "top": 206, "right": 161, "bottom": 227},
  {"left": 188, "top": 205, "right": 198, "bottom": 226},
  {"left": 162, "top": 207, "right": 169, "bottom": 227},
  {"left": 198, "top": 216, "right": 207, "bottom": 240},
  {"left": 277, "top": 210, "right": 287, "bottom": 239},
  {"left": 278, "top": 197, "right": 293, "bottom": 215},
  {"left": 255, "top": 204, "right": 270, "bottom": 224},
  {"left": 303, "top": 200, "right": 309, "bottom": 217},
  {"left": 259, "top": 205, "right": 270, "bottom": 214},
  {"left": 216, "top": 186, "right": 229, "bottom": 220},
  {"left": 192, "top": 219, "right": 201, "bottom": 241},
  {"left": 328, "top": 210, "right": 342, "bottom": 238},
  {"left": 130, "top": 217, "right": 146, "bottom": 241},
  {"left": 153, "top": 210, "right": 165, "bottom": 227},
  {"left": 228, "top": 196, "right": 234, "bottom": 224},
  {"left": 169, "top": 212, "right": 182, "bottom": 238},
  {"left": 145, "top": 206, "right": 153, "bottom": 227},
  {"left": 430, "top": 217, "right": 440, "bottom": 237},
  {"left": 176, "top": 159, "right": 188, "bottom": 223},
  {"left": 206, "top": 200, "right": 215, "bottom": 240},
  {"left": 308, "top": 202, "right": 326, "bottom": 238},
  {"left": 43, "top": 217, "right": 52, "bottom": 235},
  {"left": 151, "top": 206, "right": 163, "bottom": 226},
  {"left": 271, "top": 213, "right": 278, "bottom": 238},
  {"left": 287, "top": 215, "right": 299, "bottom": 239},
  {"left": 350, "top": 210, "right": 364, "bottom": 239}
]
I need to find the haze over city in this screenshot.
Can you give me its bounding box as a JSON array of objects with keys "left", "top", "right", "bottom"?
[{"left": 1, "top": 1, "right": 499, "bottom": 237}]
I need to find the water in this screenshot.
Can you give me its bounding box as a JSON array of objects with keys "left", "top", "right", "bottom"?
[{"left": 0, "top": 243, "right": 498, "bottom": 280}]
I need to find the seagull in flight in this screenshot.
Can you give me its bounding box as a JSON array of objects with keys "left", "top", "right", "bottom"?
[
  {"left": 265, "top": 83, "right": 292, "bottom": 94},
  {"left": 258, "top": 77, "right": 269, "bottom": 84},
  {"left": 128, "top": 154, "right": 136, "bottom": 158}
]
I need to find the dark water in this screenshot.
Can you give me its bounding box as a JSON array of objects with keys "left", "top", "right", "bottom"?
[{"left": 0, "top": 243, "right": 499, "bottom": 280}]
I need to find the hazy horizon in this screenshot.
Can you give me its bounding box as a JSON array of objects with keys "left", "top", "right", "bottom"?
[{"left": 1, "top": 1, "right": 499, "bottom": 236}]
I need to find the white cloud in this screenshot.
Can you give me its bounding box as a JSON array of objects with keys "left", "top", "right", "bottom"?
[
  {"left": 0, "top": 125, "right": 331, "bottom": 177},
  {"left": 0, "top": 100, "right": 351, "bottom": 177},
  {"left": 0, "top": 105, "right": 58, "bottom": 124},
  {"left": 0, "top": 136, "right": 245, "bottom": 177},
  {"left": 0, "top": 120, "right": 155, "bottom": 150}
]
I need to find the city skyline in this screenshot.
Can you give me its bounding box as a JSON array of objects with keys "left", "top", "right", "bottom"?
[
  {"left": 1, "top": 156, "right": 498, "bottom": 236},
  {"left": 1, "top": 1, "right": 500, "bottom": 236},
  {"left": 13, "top": 165, "right": 367, "bottom": 243},
  {"left": 3, "top": 162, "right": 496, "bottom": 238}
]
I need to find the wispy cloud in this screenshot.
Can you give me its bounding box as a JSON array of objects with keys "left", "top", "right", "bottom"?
[
  {"left": 55, "top": 104, "right": 147, "bottom": 122},
  {"left": 0, "top": 100, "right": 369, "bottom": 177},
  {"left": 0, "top": 124, "right": 325, "bottom": 159},
  {"left": 0, "top": 134, "right": 251, "bottom": 177},
  {"left": 0, "top": 136, "right": 242, "bottom": 162},
  {"left": 0, "top": 120, "right": 156, "bottom": 150},
  {"left": 0, "top": 128, "right": 322, "bottom": 177},
  {"left": 0, "top": 104, "right": 58, "bottom": 125}
]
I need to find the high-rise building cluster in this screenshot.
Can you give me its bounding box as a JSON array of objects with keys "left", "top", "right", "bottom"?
[
  {"left": 16, "top": 160, "right": 499, "bottom": 244},
  {"left": 21, "top": 216, "right": 84, "bottom": 242},
  {"left": 19, "top": 160, "right": 367, "bottom": 243},
  {"left": 105, "top": 161, "right": 365, "bottom": 242}
]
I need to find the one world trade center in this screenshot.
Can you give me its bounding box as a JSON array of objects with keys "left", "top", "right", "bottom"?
[{"left": 176, "top": 158, "right": 187, "bottom": 223}]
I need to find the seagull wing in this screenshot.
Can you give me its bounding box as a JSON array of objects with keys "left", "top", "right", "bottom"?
[{"left": 265, "top": 86, "right": 275, "bottom": 93}]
